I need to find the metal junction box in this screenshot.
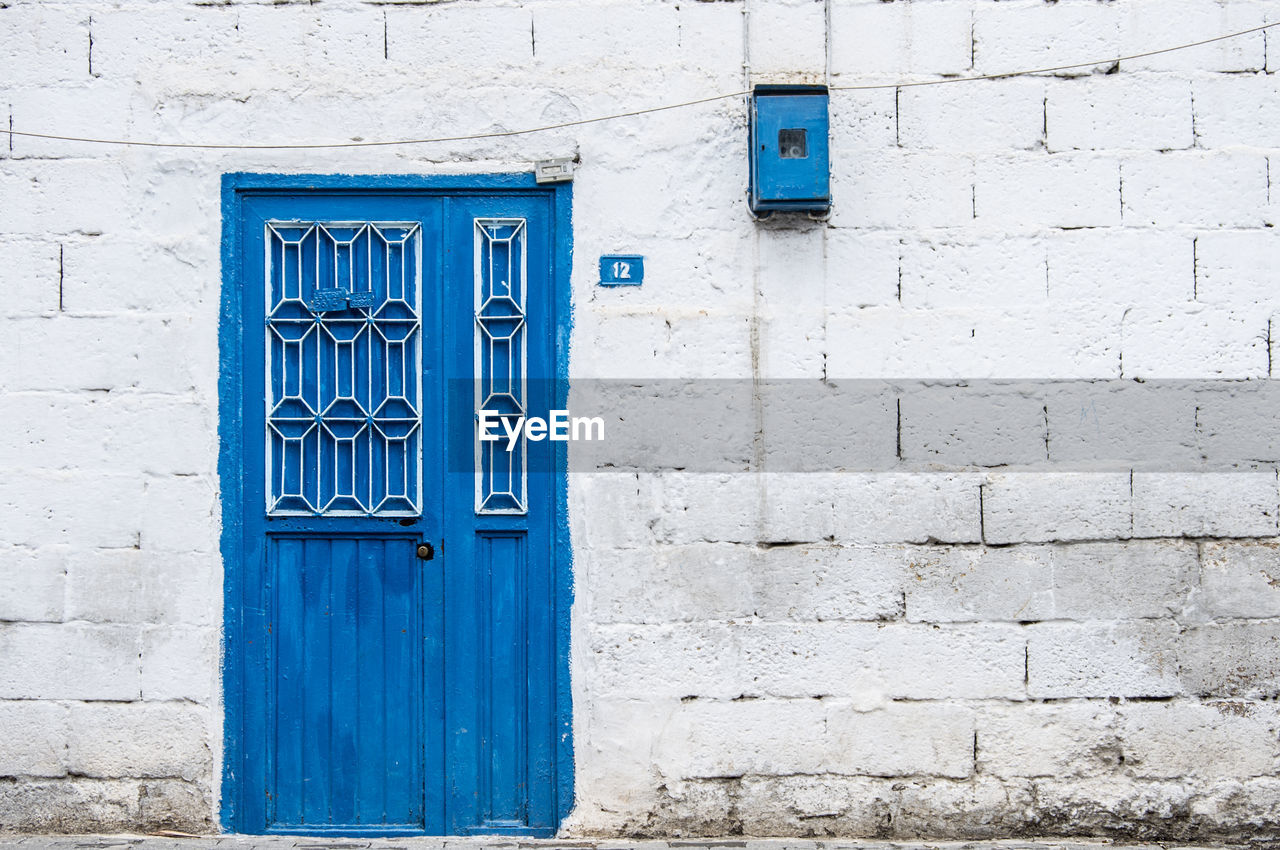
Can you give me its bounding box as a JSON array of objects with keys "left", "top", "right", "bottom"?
[{"left": 749, "top": 85, "right": 831, "bottom": 216}]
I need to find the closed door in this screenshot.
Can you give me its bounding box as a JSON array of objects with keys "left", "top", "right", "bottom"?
[{"left": 221, "top": 181, "right": 570, "bottom": 836}]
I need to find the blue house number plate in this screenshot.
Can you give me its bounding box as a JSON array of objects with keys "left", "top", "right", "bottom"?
[{"left": 599, "top": 255, "right": 644, "bottom": 286}]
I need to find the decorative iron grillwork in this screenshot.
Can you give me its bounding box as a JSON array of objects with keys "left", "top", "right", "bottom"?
[
  {"left": 474, "top": 218, "right": 528, "bottom": 514},
  {"left": 265, "top": 222, "right": 423, "bottom": 516}
]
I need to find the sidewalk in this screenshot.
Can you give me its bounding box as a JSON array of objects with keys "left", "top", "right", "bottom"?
[{"left": 0, "top": 837, "right": 1253, "bottom": 850}]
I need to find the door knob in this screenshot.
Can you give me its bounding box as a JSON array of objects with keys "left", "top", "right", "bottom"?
[{"left": 416, "top": 542, "right": 435, "bottom": 561}]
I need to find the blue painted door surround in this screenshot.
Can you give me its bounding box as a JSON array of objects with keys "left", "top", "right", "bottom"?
[{"left": 219, "top": 174, "right": 572, "bottom": 836}]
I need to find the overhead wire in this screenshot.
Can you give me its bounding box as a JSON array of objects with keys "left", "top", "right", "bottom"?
[{"left": 1, "top": 21, "right": 1275, "bottom": 151}]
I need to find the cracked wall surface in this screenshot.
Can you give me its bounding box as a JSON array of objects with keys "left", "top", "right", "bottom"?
[{"left": 4, "top": 0, "right": 1280, "bottom": 839}]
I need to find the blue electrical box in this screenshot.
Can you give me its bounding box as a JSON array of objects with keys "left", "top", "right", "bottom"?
[{"left": 749, "top": 85, "right": 831, "bottom": 216}]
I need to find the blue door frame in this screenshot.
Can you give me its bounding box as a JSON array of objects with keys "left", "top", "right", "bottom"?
[{"left": 218, "top": 173, "right": 573, "bottom": 836}]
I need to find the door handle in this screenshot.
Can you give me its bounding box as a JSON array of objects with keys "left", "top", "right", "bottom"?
[{"left": 416, "top": 541, "right": 435, "bottom": 561}]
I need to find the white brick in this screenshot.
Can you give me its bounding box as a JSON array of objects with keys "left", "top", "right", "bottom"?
[
  {"left": 6, "top": 81, "right": 154, "bottom": 160},
  {"left": 533, "top": 2, "right": 680, "bottom": 71},
  {"left": 759, "top": 229, "right": 824, "bottom": 311},
  {"left": 0, "top": 161, "right": 130, "bottom": 236},
  {"left": 1201, "top": 541, "right": 1280, "bottom": 619},
  {"left": 830, "top": 151, "right": 974, "bottom": 229},
  {"left": 907, "top": 541, "right": 1194, "bottom": 623},
  {"left": 0, "top": 623, "right": 140, "bottom": 701},
  {"left": 826, "top": 305, "right": 1121, "bottom": 380},
  {"left": 1193, "top": 76, "right": 1280, "bottom": 149},
  {"left": 575, "top": 697, "right": 675, "bottom": 813},
  {"left": 977, "top": 702, "right": 1119, "bottom": 779},
  {"left": 571, "top": 313, "right": 672, "bottom": 381},
  {"left": 569, "top": 474, "right": 659, "bottom": 550},
  {"left": 1133, "top": 472, "right": 1277, "bottom": 538},
  {"left": 231, "top": 5, "right": 386, "bottom": 89},
  {"left": 831, "top": 473, "right": 982, "bottom": 544},
  {"left": 738, "top": 622, "right": 1026, "bottom": 700},
  {"left": 829, "top": 88, "right": 897, "bottom": 151},
  {"left": 4, "top": 315, "right": 203, "bottom": 394},
  {"left": 825, "top": 701, "right": 975, "bottom": 778},
  {"left": 0, "top": 701, "right": 70, "bottom": 778},
  {"left": 141, "top": 626, "right": 216, "bottom": 703},
  {"left": 758, "top": 309, "right": 825, "bottom": 380},
  {"left": 759, "top": 381, "right": 897, "bottom": 472},
  {"left": 1048, "top": 77, "right": 1193, "bottom": 152},
  {"left": 0, "top": 393, "right": 213, "bottom": 476},
  {"left": 900, "top": 384, "right": 1049, "bottom": 468},
  {"left": 830, "top": 1, "right": 973, "bottom": 78},
  {"left": 747, "top": 0, "right": 826, "bottom": 78},
  {"left": 975, "top": 155, "right": 1120, "bottom": 229},
  {"left": 0, "top": 4, "right": 86, "bottom": 87},
  {"left": 575, "top": 310, "right": 752, "bottom": 379},
  {"left": 983, "top": 473, "right": 1132, "bottom": 545},
  {"left": 898, "top": 79, "right": 1045, "bottom": 152},
  {"left": 577, "top": 151, "right": 747, "bottom": 244},
  {"left": 825, "top": 229, "right": 901, "bottom": 311},
  {"left": 905, "top": 545, "right": 1055, "bottom": 624},
  {"left": 586, "top": 623, "right": 740, "bottom": 700},
  {"left": 90, "top": 6, "right": 239, "bottom": 82},
  {"left": 1181, "top": 622, "right": 1280, "bottom": 697},
  {"left": 0, "top": 546, "right": 66, "bottom": 623},
  {"left": 1122, "top": 153, "right": 1269, "bottom": 228},
  {"left": 1047, "top": 229, "right": 1194, "bottom": 306},
  {"left": 973, "top": 2, "right": 1122, "bottom": 77},
  {"left": 65, "top": 548, "right": 218, "bottom": 628},
  {"left": 1028, "top": 621, "right": 1182, "bottom": 699},
  {"left": 1122, "top": 0, "right": 1267, "bottom": 73},
  {"left": 139, "top": 476, "right": 219, "bottom": 554},
  {"left": 583, "top": 543, "right": 755, "bottom": 624},
  {"left": 1121, "top": 305, "right": 1268, "bottom": 379},
  {"left": 752, "top": 544, "right": 905, "bottom": 622},
  {"left": 758, "top": 228, "right": 826, "bottom": 379},
  {"left": 899, "top": 237, "right": 1046, "bottom": 309},
  {"left": 656, "top": 698, "right": 827, "bottom": 777},
  {"left": 859, "top": 623, "right": 1027, "bottom": 700},
  {"left": 676, "top": 2, "right": 745, "bottom": 89},
  {"left": 1118, "top": 701, "right": 1280, "bottom": 780},
  {"left": 0, "top": 471, "right": 144, "bottom": 549},
  {"left": 0, "top": 239, "right": 60, "bottom": 314},
  {"left": 1051, "top": 541, "right": 1196, "bottom": 620},
  {"left": 653, "top": 473, "right": 835, "bottom": 545},
  {"left": 60, "top": 238, "right": 217, "bottom": 314},
  {"left": 386, "top": 5, "right": 532, "bottom": 71},
  {"left": 67, "top": 703, "right": 209, "bottom": 781},
  {"left": 1195, "top": 230, "right": 1280, "bottom": 311}
]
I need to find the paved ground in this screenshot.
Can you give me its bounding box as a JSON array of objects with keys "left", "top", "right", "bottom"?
[{"left": 0, "top": 837, "right": 1255, "bottom": 850}]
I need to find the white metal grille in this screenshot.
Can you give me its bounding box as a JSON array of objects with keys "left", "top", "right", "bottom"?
[
  {"left": 474, "top": 218, "right": 528, "bottom": 515},
  {"left": 265, "top": 221, "right": 423, "bottom": 516}
]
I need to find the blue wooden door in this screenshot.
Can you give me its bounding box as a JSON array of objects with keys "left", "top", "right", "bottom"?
[{"left": 221, "top": 178, "right": 571, "bottom": 837}]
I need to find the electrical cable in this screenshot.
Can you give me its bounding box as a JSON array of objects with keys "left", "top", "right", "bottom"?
[{"left": 2, "top": 21, "right": 1275, "bottom": 151}]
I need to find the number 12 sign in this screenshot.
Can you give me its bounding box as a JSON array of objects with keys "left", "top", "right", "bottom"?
[{"left": 599, "top": 254, "right": 644, "bottom": 286}]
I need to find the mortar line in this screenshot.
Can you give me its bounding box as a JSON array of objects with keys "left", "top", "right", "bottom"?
[
  {"left": 1192, "top": 235, "right": 1199, "bottom": 300},
  {"left": 978, "top": 482, "right": 986, "bottom": 544}
]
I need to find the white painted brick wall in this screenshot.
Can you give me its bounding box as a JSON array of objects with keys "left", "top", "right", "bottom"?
[
  {"left": 1027, "top": 621, "right": 1182, "bottom": 699},
  {"left": 4, "top": 0, "right": 1280, "bottom": 840},
  {"left": 1047, "top": 77, "right": 1193, "bottom": 152},
  {"left": 1200, "top": 541, "right": 1280, "bottom": 619}
]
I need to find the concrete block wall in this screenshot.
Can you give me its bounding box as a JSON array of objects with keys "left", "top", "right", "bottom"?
[{"left": 2, "top": 0, "right": 1280, "bottom": 840}]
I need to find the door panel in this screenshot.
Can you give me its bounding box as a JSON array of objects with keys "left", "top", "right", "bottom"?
[
  {"left": 441, "top": 196, "right": 559, "bottom": 835},
  {"left": 268, "top": 535, "right": 423, "bottom": 829},
  {"left": 224, "top": 183, "right": 567, "bottom": 837}
]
